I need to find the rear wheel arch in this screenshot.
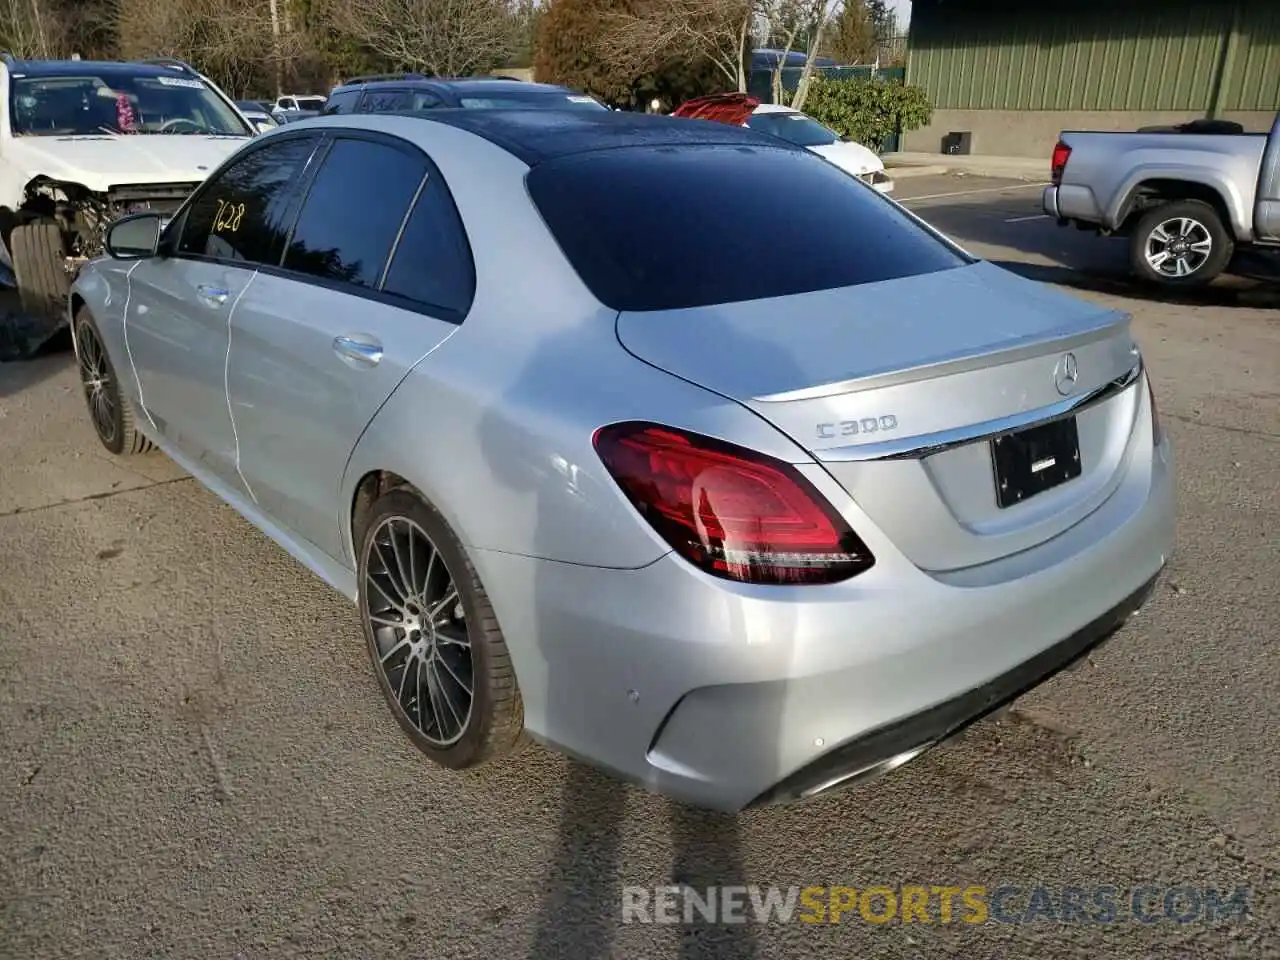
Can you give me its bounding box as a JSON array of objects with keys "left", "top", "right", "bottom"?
[
  {"left": 1117, "top": 179, "right": 1233, "bottom": 236},
  {"left": 349, "top": 468, "right": 465, "bottom": 565},
  {"left": 351, "top": 469, "right": 417, "bottom": 549}
]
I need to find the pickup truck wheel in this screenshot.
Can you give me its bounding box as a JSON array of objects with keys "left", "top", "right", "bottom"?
[
  {"left": 1129, "top": 200, "right": 1233, "bottom": 287},
  {"left": 11, "top": 220, "right": 70, "bottom": 319}
]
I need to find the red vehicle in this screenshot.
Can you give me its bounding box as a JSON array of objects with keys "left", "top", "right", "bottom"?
[{"left": 671, "top": 93, "right": 760, "bottom": 126}]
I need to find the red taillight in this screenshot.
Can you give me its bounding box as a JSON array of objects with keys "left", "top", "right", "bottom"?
[
  {"left": 593, "top": 421, "right": 875, "bottom": 585},
  {"left": 1051, "top": 140, "right": 1071, "bottom": 184},
  {"left": 1147, "top": 376, "right": 1163, "bottom": 444}
]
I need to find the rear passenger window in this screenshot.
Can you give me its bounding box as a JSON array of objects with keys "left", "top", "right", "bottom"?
[
  {"left": 359, "top": 89, "right": 413, "bottom": 113},
  {"left": 382, "top": 178, "right": 476, "bottom": 318},
  {"left": 177, "top": 135, "right": 317, "bottom": 264},
  {"left": 282, "top": 137, "right": 426, "bottom": 290}
]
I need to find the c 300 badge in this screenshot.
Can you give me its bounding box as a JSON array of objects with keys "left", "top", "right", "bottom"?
[{"left": 816, "top": 415, "right": 898, "bottom": 440}]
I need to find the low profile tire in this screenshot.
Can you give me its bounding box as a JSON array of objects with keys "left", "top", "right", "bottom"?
[
  {"left": 11, "top": 221, "right": 70, "bottom": 319},
  {"left": 1129, "top": 200, "right": 1233, "bottom": 287},
  {"left": 357, "top": 488, "right": 525, "bottom": 769},
  {"left": 73, "top": 306, "right": 153, "bottom": 456}
]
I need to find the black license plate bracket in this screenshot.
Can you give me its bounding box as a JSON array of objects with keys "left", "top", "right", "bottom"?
[{"left": 991, "top": 417, "right": 1082, "bottom": 508}]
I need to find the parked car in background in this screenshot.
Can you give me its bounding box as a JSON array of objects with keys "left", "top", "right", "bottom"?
[
  {"left": 275, "top": 109, "right": 321, "bottom": 124},
  {"left": 70, "top": 109, "right": 1172, "bottom": 813},
  {"left": 323, "top": 74, "right": 607, "bottom": 115},
  {"left": 1043, "top": 111, "right": 1280, "bottom": 287},
  {"left": 672, "top": 93, "right": 893, "bottom": 193},
  {"left": 274, "top": 94, "right": 326, "bottom": 114},
  {"left": 0, "top": 53, "right": 254, "bottom": 319},
  {"left": 236, "top": 100, "right": 279, "bottom": 133}
]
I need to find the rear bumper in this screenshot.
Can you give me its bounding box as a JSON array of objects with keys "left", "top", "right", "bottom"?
[
  {"left": 471, "top": 423, "right": 1175, "bottom": 813},
  {"left": 1043, "top": 183, "right": 1106, "bottom": 225},
  {"left": 1042, "top": 184, "right": 1062, "bottom": 219},
  {"left": 863, "top": 170, "right": 895, "bottom": 194},
  {"left": 746, "top": 567, "right": 1160, "bottom": 807}
]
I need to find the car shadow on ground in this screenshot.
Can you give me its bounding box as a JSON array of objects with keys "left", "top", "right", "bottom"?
[
  {"left": 0, "top": 323, "right": 74, "bottom": 399},
  {"left": 476, "top": 309, "right": 815, "bottom": 960},
  {"left": 913, "top": 199, "right": 1280, "bottom": 311}
]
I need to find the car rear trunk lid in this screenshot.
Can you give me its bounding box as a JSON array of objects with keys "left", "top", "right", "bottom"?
[{"left": 615, "top": 261, "right": 1145, "bottom": 572}]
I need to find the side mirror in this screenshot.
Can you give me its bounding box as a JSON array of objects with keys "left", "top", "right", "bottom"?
[{"left": 105, "top": 212, "right": 163, "bottom": 260}]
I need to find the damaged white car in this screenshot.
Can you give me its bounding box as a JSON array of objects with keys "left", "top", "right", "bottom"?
[{"left": 0, "top": 54, "right": 254, "bottom": 320}]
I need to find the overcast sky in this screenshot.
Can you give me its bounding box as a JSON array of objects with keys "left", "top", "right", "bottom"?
[{"left": 890, "top": 0, "right": 912, "bottom": 30}]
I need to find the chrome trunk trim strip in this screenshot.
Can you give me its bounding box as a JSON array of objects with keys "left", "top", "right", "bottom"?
[
  {"left": 753, "top": 312, "right": 1129, "bottom": 402},
  {"left": 820, "top": 358, "right": 1144, "bottom": 463}
]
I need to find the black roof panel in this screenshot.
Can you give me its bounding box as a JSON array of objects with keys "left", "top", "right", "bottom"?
[{"left": 403, "top": 108, "right": 803, "bottom": 165}]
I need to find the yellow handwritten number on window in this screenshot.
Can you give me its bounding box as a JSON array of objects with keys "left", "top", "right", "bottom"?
[{"left": 213, "top": 199, "right": 247, "bottom": 233}]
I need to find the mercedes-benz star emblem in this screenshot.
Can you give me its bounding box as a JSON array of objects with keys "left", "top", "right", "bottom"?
[{"left": 1054, "top": 352, "right": 1080, "bottom": 396}]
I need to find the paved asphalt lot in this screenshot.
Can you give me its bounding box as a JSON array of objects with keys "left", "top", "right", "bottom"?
[{"left": 1, "top": 174, "right": 1278, "bottom": 959}]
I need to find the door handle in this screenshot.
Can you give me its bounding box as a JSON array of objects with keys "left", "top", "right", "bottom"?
[
  {"left": 333, "top": 335, "right": 383, "bottom": 366},
  {"left": 196, "top": 284, "right": 229, "bottom": 307}
]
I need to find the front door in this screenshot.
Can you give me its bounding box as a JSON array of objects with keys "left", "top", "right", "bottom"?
[
  {"left": 228, "top": 133, "right": 476, "bottom": 562},
  {"left": 123, "top": 131, "right": 323, "bottom": 491},
  {"left": 125, "top": 256, "right": 255, "bottom": 483}
]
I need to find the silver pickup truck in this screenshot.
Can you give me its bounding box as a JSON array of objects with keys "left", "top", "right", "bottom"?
[{"left": 1042, "top": 112, "right": 1280, "bottom": 287}]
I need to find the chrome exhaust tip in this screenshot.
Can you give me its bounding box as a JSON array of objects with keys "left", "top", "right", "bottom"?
[{"left": 799, "top": 743, "right": 935, "bottom": 801}]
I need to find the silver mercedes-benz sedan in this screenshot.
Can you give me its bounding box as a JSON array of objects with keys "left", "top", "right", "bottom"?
[{"left": 69, "top": 109, "right": 1175, "bottom": 812}]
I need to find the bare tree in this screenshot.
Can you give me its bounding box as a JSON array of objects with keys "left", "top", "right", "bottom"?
[
  {"left": 760, "top": 0, "right": 808, "bottom": 103},
  {"left": 113, "top": 0, "right": 304, "bottom": 96},
  {"left": 756, "top": 0, "right": 835, "bottom": 110},
  {"left": 330, "top": 0, "right": 516, "bottom": 77},
  {"left": 788, "top": 0, "right": 837, "bottom": 110},
  {"left": 0, "top": 0, "right": 57, "bottom": 58},
  {"left": 596, "top": 0, "right": 755, "bottom": 94}
]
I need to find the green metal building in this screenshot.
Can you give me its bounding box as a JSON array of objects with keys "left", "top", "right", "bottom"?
[{"left": 904, "top": 0, "right": 1280, "bottom": 157}]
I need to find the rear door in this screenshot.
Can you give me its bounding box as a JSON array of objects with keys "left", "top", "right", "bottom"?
[
  {"left": 526, "top": 142, "right": 1145, "bottom": 574},
  {"left": 227, "top": 132, "right": 475, "bottom": 562},
  {"left": 124, "top": 132, "right": 321, "bottom": 489}
]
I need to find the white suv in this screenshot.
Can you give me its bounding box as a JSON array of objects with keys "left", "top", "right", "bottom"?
[{"left": 0, "top": 54, "right": 254, "bottom": 320}]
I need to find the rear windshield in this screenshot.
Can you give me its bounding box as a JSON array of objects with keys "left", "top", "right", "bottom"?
[
  {"left": 746, "top": 111, "right": 838, "bottom": 147},
  {"left": 526, "top": 144, "right": 969, "bottom": 312}
]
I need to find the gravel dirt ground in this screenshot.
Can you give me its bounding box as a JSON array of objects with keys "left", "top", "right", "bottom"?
[{"left": 1, "top": 175, "right": 1278, "bottom": 959}]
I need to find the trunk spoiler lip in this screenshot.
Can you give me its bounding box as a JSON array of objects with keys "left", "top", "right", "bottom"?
[
  {"left": 817, "top": 355, "right": 1144, "bottom": 464},
  {"left": 751, "top": 308, "right": 1132, "bottom": 404}
]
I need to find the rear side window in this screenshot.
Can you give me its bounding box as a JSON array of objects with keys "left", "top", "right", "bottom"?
[
  {"left": 359, "top": 88, "right": 413, "bottom": 112},
  {"left": 526, "top": 145, "right": 969, "bottom": 312},
  {"left": 746, "top": 112, "right": 838, "bottom": 147},
  {"left": 177, "top": 135, "right": 317, "bottom": 264},
  {"left": 382, "top": 178, "right": 476, "bottom": 318},
  {"left": 283, "top": 137, "right": 426, "bottom": 289},
  {"left": 323, "top": 90, "right": 361, "bottom": 114},
  {"left": 458, "top": 93, "right": 606, "bottom": 111}
]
